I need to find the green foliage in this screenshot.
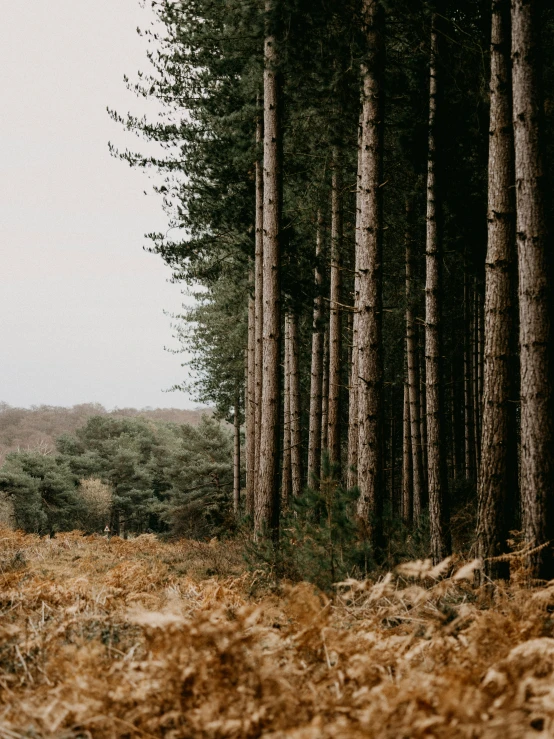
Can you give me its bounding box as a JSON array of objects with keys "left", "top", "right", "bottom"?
[
  {"left": 171, "top": 277, "right": 247, "bottom": 422},
  {"left": 163, "top": 416, "right": 237, "bottom": 539},
  {"left": 0, "top": 415, "right": 236, "bottom": 539},
  {"left": 0, "top": 452, "right": 84, "bottom": 535},
  {"left": 247, "top": 456, "right": 372, "bottom": 592},
  {"left": 60, "top": 416, "right": 170, "bottom": 533}
]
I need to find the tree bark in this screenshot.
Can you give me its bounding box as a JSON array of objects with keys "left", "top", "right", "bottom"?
[
  {"left": 328, "top": 154, "right": 343, "bottom": 474},
  {"left": 450, "top": 365, "right": 459, "bottom": 481},
  {"left": 419, "top": 335, "right": 428, "bottom": 495},
  {"left": 476, "top": 0, "right": 518, "bottom": 580},
  {"left": 389, "top": 392, "right": 397, "bottom": 515},
  {"left": 282, "top": 314, "right": 292, "bottom": 507},
  {"left": 289, "top": 311, "right": 303, "bottom": 496},
  {"left": 321, "top": 327, "right": 329, "bottom": 475},
  {"left": 255, "top": 2, "right": 282, "bottom": 537},
  {"left": 405, "top": 198, "right": 425, "bottom": 520},
  {"left": 246, "top": 266, "right": 256, "bottom": 516},
  {"left": 478, "top": 286, "right": 484, "bottom": 437},
  {"left": 356, "top": 0, "right": 385, "bottom": 552},
  {"left": 512, "top": 0, "right": 554, "bottom": 578},
  {"left": 308, "top": 213, "right": 324, "bottom": 487},
  {"left": 473, "top": 279, "right": 482, "bottom": 476},
  {"left": 402, "top": 380, "right": 413, "bottom": 525},
  {"left": 347, "top": 120, "right": 363, "bottom": 491},
  {"left": 463, "top": 268, "right": 476, "bottom": 481},
  {"left": 254, "top": 112, "right": 264, "bottom": 497},
  {"left": 233, "top": 389, "right": 241, "bottom": 515},
  {"left": 425, "top": 14, "right": 451, "bottom": 562}
]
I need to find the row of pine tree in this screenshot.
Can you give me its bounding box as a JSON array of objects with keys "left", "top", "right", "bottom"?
[{"left": 116, "top": 0, "right": 554, "bottom": 579}]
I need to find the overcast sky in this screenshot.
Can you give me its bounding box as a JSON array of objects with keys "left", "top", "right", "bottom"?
[{"left": 1, "top": 1, "right": 196, "bottom": 410}]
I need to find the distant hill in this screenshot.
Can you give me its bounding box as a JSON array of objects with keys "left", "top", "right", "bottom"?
[{"left": 0, "top": 402, "right": 211, "bottom": 464}]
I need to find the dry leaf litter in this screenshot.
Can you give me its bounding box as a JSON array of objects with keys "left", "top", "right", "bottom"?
[{"left": 1, "top": 528, "right": 554, "bottom": 737}]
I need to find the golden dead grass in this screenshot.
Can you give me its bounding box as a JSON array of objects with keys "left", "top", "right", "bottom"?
[{"left": 1, "top": 530, "right": 554, "bottom": 738}]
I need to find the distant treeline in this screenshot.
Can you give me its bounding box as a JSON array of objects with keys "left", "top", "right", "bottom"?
[
  {"left": 0, "top": 403, "right": 210, "bottom": 464},
  {"left": 0, "top": 413, "right": 235, "bottom": 540}
]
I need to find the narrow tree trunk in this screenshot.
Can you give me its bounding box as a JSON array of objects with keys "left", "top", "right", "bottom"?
[
  {"left": 463, "top": 268, "right": 476, "bottom": 480},
  {"left": 233, "top": 390, "right": 241, "bottom": 515},
  {"left": 473, "top": 280, "right": 482, "bottom": 475},
  {"left": 405, "top": 198, "right": 425, "bottom": 520},
  {"left": 512, "top": 0, "right": 554, "bottom": 578},
  {"left": 425, "top": 14, "right": 451, "bottom": 562},
  {"left": 419, "top": 336, "right": 428, "bottom": 495},
  {"left": 347, "top": 321, "right": 360, "bottom": 488},
  {"left": 356, "top": 0, "right": 385, "bottom": 552},
  {"left": 347, "top": 121, "right": 363, "bottom": 491},
  {"left": 321, "top": 327, "right": 329, "bottom": 475},
  {"left": 246, "top": 267, "right": 256, "bottom": 515},
  {"left": 308, "top": 214, "right": 324, "bottom": 487},
  {"left": 328, "top": 154, "right": 343, "bottom": 474},
  {"left": 450, "top": 365, "right": 459, "bottom": 481},
  {"left": 390, "top": 394, "right": 398, "bottom": 515},
  {"left": 282, "top": 314, "right": 292, "bottom": 507},
  {"left": 389, "top": 390, "right": 395, "bottom": 512},
  {"left": 476, "top": 0, "right": 518, "bottom": 580},
  {"left": 289, "top": 311, "right": 303, "bottom": 496},
  {"left": 402, "top": 380, "right": 413, "bottom": 525},
  {"left": 477, "top": 295, "right": 485, "bottom": 434},
  {"left": 254, "top": 112, "right": 264, "bottom": 496},
  {"left": 255, "top": 3, "right": 282, "bottom": 537}
]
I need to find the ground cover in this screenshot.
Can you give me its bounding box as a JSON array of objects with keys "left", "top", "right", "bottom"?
[{"left": 1, "top": 529, "right": 553, "bottom": 738}]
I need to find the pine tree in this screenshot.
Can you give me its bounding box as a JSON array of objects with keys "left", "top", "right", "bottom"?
[
  {"left": 424, "top": 11, "right": 451, "bottom": 563},
  {"left": 511, "top": 0, "right": 554, "bottom": 578},
  {"left": 476, "top": 0, "right": 518, "bottom": 580},
  {"left": 255, "top": 0, "right": 283, "bottom": 537},
  {"left": 328, "top": 156, "right": 343, "bottom": 473},
  {"left": 405, "top": 197, "right": 425, "bottom": 521},
  {"left": 356, "top": 0, "right": 386, "bottom": 554},
  {"left": 307, "top": 215, "right": 324, "bottom": 487}
]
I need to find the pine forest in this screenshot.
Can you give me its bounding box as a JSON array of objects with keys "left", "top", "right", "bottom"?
[
  {"left": 3, "top": 0, "right": 554, "bottom": 736},
  {"left": 108, "top": 0, "right": 554, "bottom": 581}
]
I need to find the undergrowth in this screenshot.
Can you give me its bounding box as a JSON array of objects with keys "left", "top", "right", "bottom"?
[{"left": 1, "top": 528, "right": 554, "bottom": 737}]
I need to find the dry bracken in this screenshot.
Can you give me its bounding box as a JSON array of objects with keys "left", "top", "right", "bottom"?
[{"left": 1, "top": 529, "right": 554, "bottom": 738}]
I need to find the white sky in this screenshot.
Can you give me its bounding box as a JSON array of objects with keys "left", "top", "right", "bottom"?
[{"left": 1, "top": 0, "right": 196, "bottom": 409}]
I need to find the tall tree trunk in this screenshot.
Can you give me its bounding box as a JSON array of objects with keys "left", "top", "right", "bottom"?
[
  {"left": 233, "top": 389, "right": 241, "bottom": 515},
  {"left": 356, "top": 0, "right": 385, "bottom": 552},
  {"left": 389, "top": 392, "right": 397, "bottom": 515},
  {"left": 402, "top": 380, "right": 413, "bottom": 525},
  {"left": 328, "top": 154, "right": 343, "bottom": 474},
  {"left": 308, "top": 214, "right": 324, "bottom": 487},
  {"left": 473, "top": 280, "right": 482, "bottom": 476},
  {"left": 419, "top": 335, "right": 428, "bottom": 495},
  {"left": 476, "top": 0, "right": 518, "bottom": 580},
  {"left": 347, "top": 120, "right": 363, "bottom": 491},
  {"left": 512, "top": 0, "right": 554, "bottom": 578},
  {"left": 282, "top": 314, "right": 292, "bottom": 507},
  {"left": 405, "top": 198, "right": 425, "bottom": 520},
  {"left": 254, "top": 112, "right": 264, "bottom": 497},
  {"left": 255, "top": 3, "right": 282, "bottom": 537},
  {"left": 477, "top": 284, "right": 485, "bottom": 434},
  {"left": 289, "top": 311, "right": 303, "bottom": 496},
  {"left": 463, "top": 268, "right": 476, "bottom": 480},
  {"left": 321, "top": 327, "right": 329, "bottom": 475},
  {"left": 246, "top": 267, "right": 256, "bottom": 515},
  {"left": 450, "top": 365, "right": 459, "bottom": 481},
  {"left": 425, "top": 13, "right": 451, "bottom": 562}
]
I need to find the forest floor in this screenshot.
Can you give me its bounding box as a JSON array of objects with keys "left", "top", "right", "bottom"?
[{"left": 1, "top": 530, "right": 554, "bottom": 738}]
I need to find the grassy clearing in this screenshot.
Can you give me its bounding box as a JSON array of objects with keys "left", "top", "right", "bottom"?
[{"left": 1, "top": 530, "right": 554, "bottom": 737}]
